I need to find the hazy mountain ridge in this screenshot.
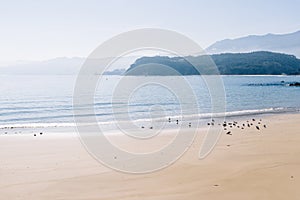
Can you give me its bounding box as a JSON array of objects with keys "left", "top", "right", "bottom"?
[
  {"left": 206, "top": 30, "right": 300, "bottom": 58},
  {"left": 0, "top": 57, "right": 84, "bottom": 75},
  {"left": 0, "top": 57, "right": 128, "bottom": 75},
  {"left": 2, "top": 30, "right": 300, "bottom": 75}
]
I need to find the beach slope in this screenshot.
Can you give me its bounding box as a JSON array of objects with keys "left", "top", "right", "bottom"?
[{"left": 1, "top": 114, "right": 300, "bottom": 199}]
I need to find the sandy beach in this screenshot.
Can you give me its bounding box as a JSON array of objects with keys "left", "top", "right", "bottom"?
[{"left": 1, "top": 113, "right": 300, "bottom": 200}]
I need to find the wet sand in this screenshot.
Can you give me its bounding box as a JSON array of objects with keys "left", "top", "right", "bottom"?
[{"left": 1, "top": 113, "right": 300, "bottom": 199}]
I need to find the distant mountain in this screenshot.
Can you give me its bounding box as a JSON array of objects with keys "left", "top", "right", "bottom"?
[
  {"left": 0, "top": 57, "right": 133, "bottom": 75},
  {"left": 126, "top": 51, "right": 300, "bottom": 75},
  {"left": 0, "top": 57, "right": 84, "bottom": 75},
  {"left": 206, "top": 30, "right": 300, "bottom": 58}
]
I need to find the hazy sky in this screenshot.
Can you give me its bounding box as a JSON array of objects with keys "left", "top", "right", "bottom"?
[{"left": 0, "top": 0, "right": 299, "bottom": 64}]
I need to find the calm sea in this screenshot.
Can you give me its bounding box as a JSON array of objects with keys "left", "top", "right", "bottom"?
[{"left": 0, "top": 75, "right": 300, "bottom": 131}]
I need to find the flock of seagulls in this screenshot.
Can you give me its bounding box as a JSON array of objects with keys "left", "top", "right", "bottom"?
[
  {"left": 207, "top": 118, "right": 267, "bottom": 135},
  {"left": 3, "top": 117, "right": 266, "bottom": 137},
  {"left": 140, "top": 117, "right": 267, "bottom": 134}
]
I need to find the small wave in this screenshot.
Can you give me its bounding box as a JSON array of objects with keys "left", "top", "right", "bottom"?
[
  {"left": 0, "top": 107, "right": 298, "bottom": 129},
  {"left": 0, "top": 122, "right": 76, "bottom": 129},
  {"left": 132, "top": 107, "right": 299, "bottom": 122},
  {"left": 212, "top": 107, "right": 297, "bottom": 117}
]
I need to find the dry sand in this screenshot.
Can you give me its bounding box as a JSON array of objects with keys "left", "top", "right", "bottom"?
[{"left": 1, "top": 113, "right": 300, "bottom": 200}]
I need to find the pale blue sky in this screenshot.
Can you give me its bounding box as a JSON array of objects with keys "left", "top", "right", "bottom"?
[{"left": 0, "top": 0, "right": 299, "bottom": 64}]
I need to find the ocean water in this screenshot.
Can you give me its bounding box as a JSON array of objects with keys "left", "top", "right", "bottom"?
[{"left": 0, "top": 75, "right": 300, "bottom": 131}]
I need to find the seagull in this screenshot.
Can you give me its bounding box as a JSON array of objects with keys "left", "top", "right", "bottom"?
[{"left": 226, "top": 131, "right": 232, "bottom": 135}]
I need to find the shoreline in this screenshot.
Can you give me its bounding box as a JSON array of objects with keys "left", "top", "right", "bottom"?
[{"left": 1, "top": 108, "right": 299, "bottom": 134}]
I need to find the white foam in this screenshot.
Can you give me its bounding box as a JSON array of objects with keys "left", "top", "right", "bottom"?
[{"left": 1, "top": 107, "right": 296, "bottom": 129}]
